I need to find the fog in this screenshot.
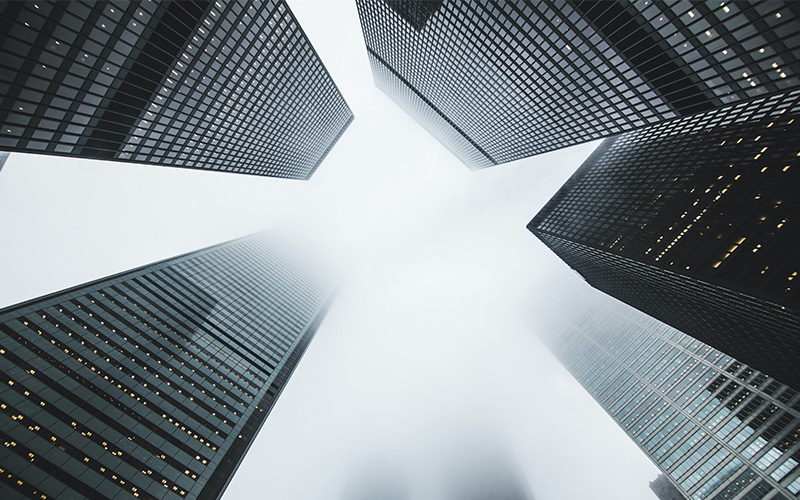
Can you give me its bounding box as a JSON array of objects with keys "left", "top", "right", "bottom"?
[{"left": 0, "top": 0, "right": 661, "bottom": 498}]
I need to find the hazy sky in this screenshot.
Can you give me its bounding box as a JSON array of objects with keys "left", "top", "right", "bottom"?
[{"left": 0, "top": 1, "right": 661, "bottom": 498}]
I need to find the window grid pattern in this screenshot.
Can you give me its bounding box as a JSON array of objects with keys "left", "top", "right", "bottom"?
[
  {"left": 356, "top": 0, "right": 799, "bottom": 168},
  {"left": 542, "top": 302, "right": 800, "bottom": 500},
  {"left": 0, "top": 233, "right": 332, "bottom": 500},
  {"left": 529, "top": 90, "right": 800, "bottom": 390},
  {"left": 535, "top": 232, "right": 800, "bottom": 393},
  {"left": 0, "top": 0, "right": 353, "bottom": 179}
]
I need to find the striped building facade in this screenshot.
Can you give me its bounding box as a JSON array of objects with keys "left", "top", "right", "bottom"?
[{"left": 541, "top": 300, "right": 800, "bottom": 500}]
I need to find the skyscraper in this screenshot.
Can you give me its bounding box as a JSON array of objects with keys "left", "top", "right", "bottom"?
[
  {"left": 0, "top": 0, "right": 353, "bottom": 178},
  {"left": 444, "top": 441, "right": 535, "bottom": 500},
  {"left": 540, "top": 298, "right": 800, "bottom": 500},
  {"left": 0, "top": 233, "right": 333, "bottom": 500},
  {"left": 529, "top": 89, "right": 800, "bottom": 389},
  {"left": 356, "top": 0, "right": 799, "bottom": 169},
  {"left": 650, "top": 473, "right": 689, "bottom": 500}
]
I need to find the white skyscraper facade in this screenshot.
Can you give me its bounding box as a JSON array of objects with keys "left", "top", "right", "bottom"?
[{"left": 541, "top": 299, "right": 800, "bottom": 500}]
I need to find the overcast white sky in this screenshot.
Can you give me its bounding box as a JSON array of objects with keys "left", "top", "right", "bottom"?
[{"left": 0, "top": 1, "right": 661, "bottom": 498}]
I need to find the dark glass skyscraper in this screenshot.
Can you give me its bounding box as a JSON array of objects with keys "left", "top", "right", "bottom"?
[
  {"left": 529, "top": 89, "right": 800, "bottom": 389},
  {"left": 540, "top": 298, "right": 800, "bottom": 500},
  {"left": 0, "top": 0, "right": 352, "bottom": 178},
  {"left": 356, "top": 0, "right": 799, "bottom": 169},
  {"left": 0, "top": 233, "right": 333, "bottom": 500}
]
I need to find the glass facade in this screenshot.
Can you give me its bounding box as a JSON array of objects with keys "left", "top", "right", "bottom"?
[
  {"left": 529, "top": 89, "right": 800, "bottom": 389},
  {"left": 0, "top": 233, "right": 333, "bottom": 500},
  {"left": 651, "top": 473, "right": 689, "bottom": 500},
  {"left": 541, "top": 300, "right": 800, "bottom": 500},
  {"left": 0, "top": 0, "right": 353, "bottom": 179},
  {"left": 356, "top": 0, "right": 799, "bottom": 169}
]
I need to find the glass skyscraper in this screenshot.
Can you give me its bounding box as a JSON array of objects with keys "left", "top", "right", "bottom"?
[
  {"left": 540, "top": 298, "right": 800, "bottom": 500},
  {"left": 0, "top": 0, "right": 353, "bottom": 178},
  {"left": 529, "top": 88, "right": 799, "bottom": 389},
  {"left": 0, "top": 233, "right": 333, "bottom": 500},
  {"left": 356, "top": 0, "right": 799, "bottom": 169},
  {"left": 651, "top": 473, "right": 690, "bottom": 500}
]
